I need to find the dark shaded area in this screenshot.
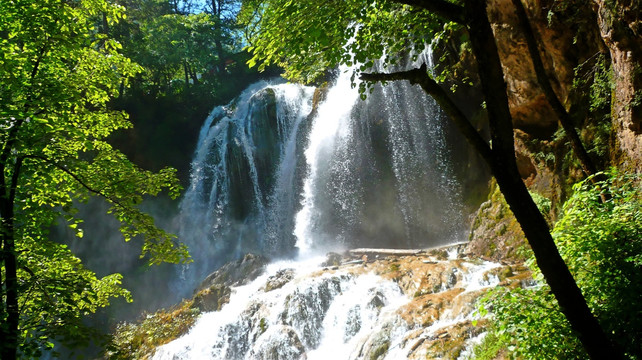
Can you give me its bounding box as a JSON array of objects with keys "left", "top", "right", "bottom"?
[{"left": 109, "top": 52, "right": 281, "bottom": 186}]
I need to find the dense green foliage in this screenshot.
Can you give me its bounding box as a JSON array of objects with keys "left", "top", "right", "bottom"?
[
  {"left": 112, "top": 0, "right": 242, "bottom": 97},
  {"left": 475, "top": 171, "right": 642, "bottom": 359},
  {"left": 240, "top": 0, "right": 444, "bottom": 84},
  {"left": 0, "top": 0, "right": 188, "bottom": 356},
  {"left": 109, "top": 0, "right": 276, "bottom": 182}
]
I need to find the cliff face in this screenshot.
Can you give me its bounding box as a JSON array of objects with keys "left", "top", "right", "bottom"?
[
  {"left": 488, "top": 0, "right": 641, "bottom": 170},
  {"left": 593, "top": 0, "right": 642, "bottom": 170},
  {"left": 465, "top": 0, "right": 641, "bottom": 261}
]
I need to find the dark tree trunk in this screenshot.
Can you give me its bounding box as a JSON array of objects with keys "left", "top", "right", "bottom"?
[
  {"left": 463, "top": 1, "right": 621, "bottom": 358},
  {"left": 211, "top": 0, "right": 228, "bottom": 73},
  {"left": 365, "top": 1, "right": 626, "bottom": 358},
  {"left": 184, "top": 61, "right": 190, "bottom": 90},
  {"left": 0, "top": 119, "right": 24, "bottom": 360},
  {"left": 0, "top": 175, "right": 19, "bottom": 360},
  {"left": 0, "top": 211, "right": 18, "bottom": 360},
  {"left": 510, "top": 0, "right": 601, "bottom": 179}
]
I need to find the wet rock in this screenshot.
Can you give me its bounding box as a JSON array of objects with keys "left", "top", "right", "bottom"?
[
  {"left": 321, "top": 252, "right": 343, "bottom": 267},
  {"left": 192, "top": 284, "right": 231, "bottom": 312},
  {"left": 196, "top": 253, "right": 268, "bottom": 293},
  {"left": 281, "top": 275, "right": 345, "bottom": 348},
  {"left": 466, "top": 183, "right": 528, "bottom": 263},
  {"left": 263, "top": 269, "right": 295, "bottom": 292},
  {"left": 251, "top": 325, "right": 306, "bottom": 360},
  {"left": 359, "top": 324, "right": 392, "bottom": 360},
  {"left": 344, "top": 305, "right": 362, "bottom": 341},
  {"left": 367, "top": 290, "right": 386, "bottom": 310},
  {"left": 192, "top": 253, "right": 268, "bottom": 312}
]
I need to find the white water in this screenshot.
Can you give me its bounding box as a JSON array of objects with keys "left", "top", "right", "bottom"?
[
  {"left": 174, "top": 67, "right": 467, "bottom": 297},
  {"left": 154, "top": 253, "right": 501, "bottom": 360},
  {"left": 294, "top": 66, "right": 361, "bottom": 254},
  {"left": 164, "top": 48, "right": 478, "bottom": 358},
  {"left": 154, "top": 258, "right": 409, "bottom": 360}
]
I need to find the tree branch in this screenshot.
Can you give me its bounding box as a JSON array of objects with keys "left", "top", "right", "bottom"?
[
  {"left": 360, "top": 63, "right": 494, "bottom": 165},
  {"left": 24, "top": 155, "right": 127, "bottom": 210},
  {"left": 511, "top": 0, "right": 599, "bottom": 177},
  {"left": 395, "top": 0, "right": 465, "bottom": 23}
]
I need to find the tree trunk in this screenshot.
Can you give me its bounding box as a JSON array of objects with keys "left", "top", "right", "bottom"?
[
  {"left": 463, "top": 0, "right": 621, "bottom": 358},
  {"left": 211, "top": 0, "right": 228, "bottom": 73},
  {"left": 0, "top": 121, "right": 23, "bottom": 360},
  {"left": 511, "top": 0, "right": 600, "bottom": 179},
  {"left": 183, "top": 61, "right": 190, "bottom": 90},
  {"left": 0, "top": 197, "right": 18, "bottom": 360}
]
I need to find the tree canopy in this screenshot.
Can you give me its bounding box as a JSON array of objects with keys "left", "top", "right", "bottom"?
[
  {"left": 242, "top": 0, "right": 443, "bottom": 83},
  {"left": 0, "top": 0, "right": 187, "bottom": 357}
]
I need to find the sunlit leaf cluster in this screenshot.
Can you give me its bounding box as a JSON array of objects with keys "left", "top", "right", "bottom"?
[
  {"left": 1, "top": 0, "right": 187, "bottom": 355},
  {"left": 240, "top": 0, "right": 445, "bottom": 84}
]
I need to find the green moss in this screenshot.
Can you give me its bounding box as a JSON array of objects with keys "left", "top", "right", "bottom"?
[
  {"left": 369, "top": 341, "right": 390, "bottom": 360},
  {"left": 259, "top": 318, "right": 267, "bottom": 334},
  {"left": 107, "top": 299, "right": 201, "bottom": 359}
]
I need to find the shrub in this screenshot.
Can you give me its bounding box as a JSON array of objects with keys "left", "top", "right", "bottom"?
[{"left": 475, "top": 170, "right": 642, "bottom": 359}]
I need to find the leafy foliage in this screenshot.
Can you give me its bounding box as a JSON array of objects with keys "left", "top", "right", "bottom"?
[
  {"left": 240, "top": 0, "right": 445, "bottom": 83},
  {"left": 113, "top": 0, "right": 244, "bottom": 97},
  {"left": 108, "top": 0, "right": 273, "bottom": 183},
  {"left": 476, "top": 171, "right": 642, "bottom": 359},
  {"left": 0, "top": 0, "right": 188, "bottom": 356}
]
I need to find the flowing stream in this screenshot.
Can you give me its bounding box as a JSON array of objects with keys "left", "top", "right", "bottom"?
[{"left": 153, "top": 251, "right": 501, "bottom": 360}]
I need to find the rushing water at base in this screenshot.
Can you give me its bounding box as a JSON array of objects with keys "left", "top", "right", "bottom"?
[{"left": 153, "top": 250, "right": 501, "bottom": 360}]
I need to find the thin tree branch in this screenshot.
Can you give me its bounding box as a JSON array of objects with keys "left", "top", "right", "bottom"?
[
  {"left": 24, "top": 155, "right": 127, "bottom": 210},
  {"left": 395, "top": 0, "right": 465, "bottom": 23},
  {"left": 511, "top": 0, "right": 599, "bottom": 177},
  {"left": 19, "top": 265, "right": 57, "bottom": 314},
  {"left": 360, "top": 63, "right": 494, "bottom": 165}
]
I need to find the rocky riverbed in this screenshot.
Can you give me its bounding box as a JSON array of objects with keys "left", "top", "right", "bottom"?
[{"left": 109, "top": 244, "right": 533, "bottom": 360}]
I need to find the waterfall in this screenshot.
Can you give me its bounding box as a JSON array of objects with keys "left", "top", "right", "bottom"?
[
  {"left": 175, "top": 62, "right": 466, "bottom": 295},
  {"left": 295, "top": 61, "right": 463, "bottom": 254},
  {"left": 153, "top": 64, "right": 489, "bottom": 358},
  {"left": 176, "top": 80, "right": 315, "bottom": 291}
]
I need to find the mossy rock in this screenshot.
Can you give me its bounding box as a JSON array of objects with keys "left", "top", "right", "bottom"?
[{"left": 466, "top": 181, "right": 529, "bottom": 263}]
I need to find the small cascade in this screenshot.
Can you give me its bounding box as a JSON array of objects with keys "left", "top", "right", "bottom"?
[
  {"left": 153, "top": 258, "right": 410, "bottom": 360},
  {"left": 153, "top": 249, "right": 507, "bottom": 360}
]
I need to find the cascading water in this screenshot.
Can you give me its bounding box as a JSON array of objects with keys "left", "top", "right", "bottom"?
[
  {"left": 176, "top": 80, "right": 315, "bottom": 292},
  {"left": 176, "top": 62, "right": 466, "bottom": 294},
  {"left": 155, "top": 61, "right": 494, "bottom": 358},
  {"left": 295, "top": 60, "right": 463, "bottom": 254},
  {"left": 153, "top": 249, "right": 502, "bottom": 360}
]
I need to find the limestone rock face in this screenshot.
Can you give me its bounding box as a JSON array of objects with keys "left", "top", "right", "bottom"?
[
  {"left": 262, "top": 269, "right": 295, "bottom": 292},
  {"left": 486, "top": 0, "right": 603, "bottom": 137},
  {"left": 593, "top": 0, "right": 642, "bottom": 170}
]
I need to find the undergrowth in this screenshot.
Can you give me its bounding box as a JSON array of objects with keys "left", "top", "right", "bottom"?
[
  {"left": 474, "top": 170, "right": 642, "bottom": 359},
  {"left": 105, "top": 299, "right": 200, "bottom": 359}
]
